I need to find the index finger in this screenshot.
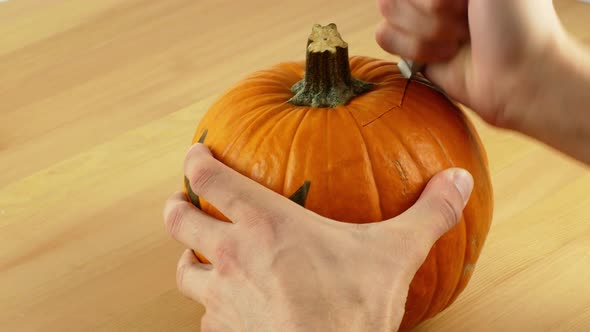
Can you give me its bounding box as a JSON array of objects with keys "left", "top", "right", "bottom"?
[{"left": 184, "top": 144, "right": 293, "bottom": 224}]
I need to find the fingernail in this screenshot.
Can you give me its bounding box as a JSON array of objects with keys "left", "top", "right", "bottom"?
[{"left": 451, "top": 168, "right": 474, "bottom": 203}]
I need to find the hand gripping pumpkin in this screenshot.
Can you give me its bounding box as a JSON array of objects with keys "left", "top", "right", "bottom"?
[{"left": 184, "top": 24, "right": 493, "bottom": 330}]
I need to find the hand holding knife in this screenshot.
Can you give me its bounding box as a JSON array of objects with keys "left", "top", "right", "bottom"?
[
  {"left": 397, "top": 58, "right": 424, "bottom": 79},
  {"left": 397, "top": 58, "right": 449, "bottom": 96}
]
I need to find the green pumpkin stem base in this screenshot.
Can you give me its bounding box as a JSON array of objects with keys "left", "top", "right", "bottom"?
[{"left": 288, "top": 23, "right": 374, "bottom": 108}]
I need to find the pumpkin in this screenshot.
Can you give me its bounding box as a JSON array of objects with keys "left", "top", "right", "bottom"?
[{"left": 184, "top": 23, "right": 493, "bottom": 331}]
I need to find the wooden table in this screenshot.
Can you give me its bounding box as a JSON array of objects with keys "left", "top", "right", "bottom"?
[{"left": 1, "top": 1, "right": 589, "bottom": 331}]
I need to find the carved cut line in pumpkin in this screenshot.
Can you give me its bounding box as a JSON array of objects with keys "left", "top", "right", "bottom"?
[{"left": 288, "top": 180, "right": 311, "bottom": 207}]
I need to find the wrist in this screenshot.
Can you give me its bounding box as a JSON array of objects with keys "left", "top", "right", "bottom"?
[
  {"left": 502, "top": 30, "right": 590, "bottom": 163},
  {"left": 500, "top": 29, "right": 570, "bottom": 132}
]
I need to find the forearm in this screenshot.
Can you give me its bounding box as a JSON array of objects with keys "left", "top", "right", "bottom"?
[{"left": 512, "top": 35, "right": 590, "bottom": 164}]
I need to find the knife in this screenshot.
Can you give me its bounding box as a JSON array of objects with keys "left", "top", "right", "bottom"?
[
  {"left": 397, "top": 58, "right": 424, "bottom": 79},
  {"left": 397, "top": 58, "right": 450, "bottom": 97}
]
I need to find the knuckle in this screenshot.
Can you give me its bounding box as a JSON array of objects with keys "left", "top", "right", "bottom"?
[
  {"left": 434, "top": 195, "right": 462, "bottom": 232},
  {"left": 245, "top": 216, "right": 279, "bottom": 247},
  {"left": 226, "top": 194, "right": 281, "bottom": 228},
  {"left": 377, "top": 0, "right": 395, "bottom": 16},
  {"left": 165, "top": 202, "right": 187, "bottom": 236},
  {"left": 187, "top": 154, "right": 219, "bottom": 195},
  {"left": 176, "top": 260, "right": 188, "bottom": 294},
  {"left": 222, "top": 191, "right": 251, "bottom": 218},
  {"left": 375, "top": 25, "right": 392, "bottom": 51},
  {"left": 214, "top": 239, "right": 239, "bottom": 275}
]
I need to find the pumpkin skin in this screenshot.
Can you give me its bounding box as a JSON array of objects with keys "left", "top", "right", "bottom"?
[{"left": 186, "top": 54, "right": 493, "bottom": 330}]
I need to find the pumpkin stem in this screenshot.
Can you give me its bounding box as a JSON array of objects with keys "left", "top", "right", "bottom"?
[{"left": 288, "top": 23, "right": 374, "bottom": 108}]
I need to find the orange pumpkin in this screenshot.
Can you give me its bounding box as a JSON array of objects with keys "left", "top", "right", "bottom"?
[{"left": 184, "top": 24, "right": 493, "bottom": 331}]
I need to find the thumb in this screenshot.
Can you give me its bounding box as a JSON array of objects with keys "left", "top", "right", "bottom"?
[{"left": 395, "top": 168, "right": 474, "bottom": 247}]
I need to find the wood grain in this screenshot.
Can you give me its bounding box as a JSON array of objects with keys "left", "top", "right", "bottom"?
[{"left": 1, "top": 1, "right": 589, "bottom": 331}]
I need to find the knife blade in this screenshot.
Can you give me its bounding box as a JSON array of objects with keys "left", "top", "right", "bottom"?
[
  {"left": 397, "top": 58, "right": 424, "bottom": 79},
  {"left": 397, "top": 58, "right": 450, "bottom": 97}
]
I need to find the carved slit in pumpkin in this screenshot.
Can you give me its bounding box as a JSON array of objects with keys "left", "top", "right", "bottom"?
[
  {"left": 185, "top": 129, "right": 209, "bottom": 209},
  {"left": 288, "top": 181, "right": 311, "bottom": 207},
  {"left": 288, "top": 23, "right": 374, "bottom": 108},
  {"left": 198, "top": 129, "right": 208, "bottom": 144},
  {"left": 185, "top": 175, "right": 201, "bottom": 209}
]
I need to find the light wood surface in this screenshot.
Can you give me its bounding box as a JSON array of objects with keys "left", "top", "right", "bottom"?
[{"left": 1, "top": 1, "right": 589, "bottom": 331}]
